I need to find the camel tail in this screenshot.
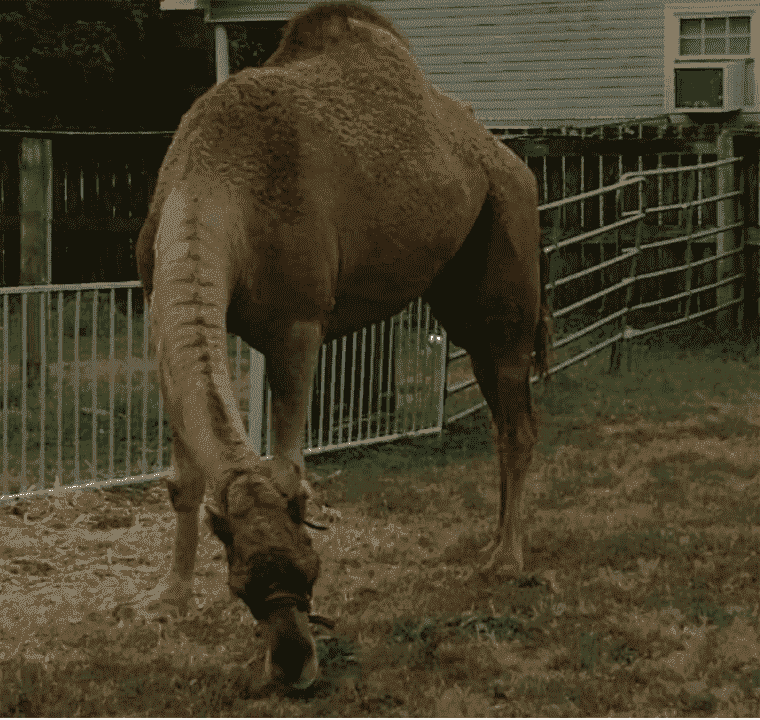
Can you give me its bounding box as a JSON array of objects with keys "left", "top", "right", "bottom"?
[{"left": 534, "top": 247, "right": 552, "bottom": 381}]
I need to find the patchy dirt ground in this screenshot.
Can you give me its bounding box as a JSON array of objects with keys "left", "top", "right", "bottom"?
[
  {"left": 0, "top": 484, "right": 224, "bottom": 643},
  {"left": 2, "top": 342, "right": 760, "bottom": 716}
]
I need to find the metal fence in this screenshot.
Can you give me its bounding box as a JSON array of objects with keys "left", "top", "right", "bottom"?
[
  {"left": 0, "top": 132, "right": 753, "bottom": 504},
  {"left": 0, "top": 282, "right": 445, "bottom": 500},
  {"left": 445, "top": 154, "right": 747, "bottom": 420}
]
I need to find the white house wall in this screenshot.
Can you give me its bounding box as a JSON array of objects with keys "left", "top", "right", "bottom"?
[{"left": 207, "top": 0, "right": 667, "bottom": 127}]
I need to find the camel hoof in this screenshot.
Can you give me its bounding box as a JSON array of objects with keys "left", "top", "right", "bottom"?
[
  {"left": 113, "top": 582, "right": 192, "bottom": 622},
  {"left": 479, "top": 541, "right": 523, "bottom": 579}
]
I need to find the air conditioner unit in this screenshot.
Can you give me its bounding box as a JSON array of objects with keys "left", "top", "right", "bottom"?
[{"left": 673, "top": 60, "right": 747, "bottom": 112}]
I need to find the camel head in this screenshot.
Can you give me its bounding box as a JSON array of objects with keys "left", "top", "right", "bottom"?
[{"left": 205, "top": 462, "right": 321, "bottom": 688}]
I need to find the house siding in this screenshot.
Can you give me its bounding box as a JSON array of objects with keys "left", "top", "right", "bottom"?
[{"left": 207, "top": 0, "right": 668, "bottom": 127}]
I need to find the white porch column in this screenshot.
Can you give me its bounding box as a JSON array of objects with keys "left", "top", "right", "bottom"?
[{"left": 214, "top": 23, "right": 230, "bottom": 84}]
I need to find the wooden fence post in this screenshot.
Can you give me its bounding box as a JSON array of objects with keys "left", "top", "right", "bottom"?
[{"left": 19, "top": 137, "right": 52, "bottom": 377}]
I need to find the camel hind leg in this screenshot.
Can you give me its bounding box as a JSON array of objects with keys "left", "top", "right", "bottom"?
[
  {"left": 468, "top": 346, "right": 536, "bottom": 576},
  {"left": 427, "top": 277, "right": 540, "bottom": 579},
  {"left": 466, "top": 341, "right": 558, "bottom": 592},
  {"left": 424, "top": 153, "right": 551, "bottom": 582}
]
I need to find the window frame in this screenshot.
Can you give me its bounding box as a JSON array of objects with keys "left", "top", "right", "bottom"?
[{"left": 664, "top": 2, "right": 760, "bottom": 112}]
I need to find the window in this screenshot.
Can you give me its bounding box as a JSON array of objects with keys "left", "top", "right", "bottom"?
[
  {"left": 679, "top": 16, "right": 751, "bottom": 56},
  {"left": 665, "top": 3, "right": 760, "bottom": 113}
]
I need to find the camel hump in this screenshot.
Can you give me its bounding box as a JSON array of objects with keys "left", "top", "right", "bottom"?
[{"left": 267, "top": 1, "right": 409, "bottom": 64}]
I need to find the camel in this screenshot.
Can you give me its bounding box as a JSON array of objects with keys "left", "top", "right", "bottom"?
[{"left": 131, "top": 1, "right": 551, "bottom": 689}]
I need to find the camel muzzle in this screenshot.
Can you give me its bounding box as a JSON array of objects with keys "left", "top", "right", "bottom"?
[{"left": 205, "top": 500, "right": 321, "bottom": 622}]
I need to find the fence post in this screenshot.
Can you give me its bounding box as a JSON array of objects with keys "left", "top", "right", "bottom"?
[
  {"left": 19, "top": 137, "right": 53, "bottom": 378},
  {"left": 619, "top": 178, "right": 647, "bottom": 373},
  {"left": 738, "top": 139, "right": 760, "bottom": 353},
  {"left": 716, "top": 129, "right": 737, "bottom": 331},
  {"left": 746, "top": 227, "right": 760, "bottom": 354},
  {"left": 248, "top": 348, "right": 264, "bottom": 454},
  {"left": 439, "top": 335, "right": 450, "bottom": 429},
  {"left": 610, "top": 178, "right": 644, "bottom": 374},
  {"left": 609, "top": 184, "right": 624, "bottom": 374},
  {"left": 683, "top": 168, "right": 697, "bottom": 320}
]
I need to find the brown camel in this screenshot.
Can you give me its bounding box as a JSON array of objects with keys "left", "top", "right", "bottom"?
[{"left": 132, "top": 1, "right": 551, "bottom": 689}]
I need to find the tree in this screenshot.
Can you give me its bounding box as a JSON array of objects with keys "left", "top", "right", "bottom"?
[
  {"left": 0, "top": 1, "right": 285, "bottom": 130},
  {"left": 0, "top": 0, "right": 204, "bottom": 130},
  {"left": 227, "top": 20, "right": 284, "bottom": 75}
]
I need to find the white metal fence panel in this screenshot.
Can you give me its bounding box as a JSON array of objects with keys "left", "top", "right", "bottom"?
[
  {"left": 0, "top": 281, "right": 445, "bottom": 502},
  {"left": 0, "top": 281, "right": 155, "bottom": 500},
  {"left": 260, "top": 299, "right": 447, "bottom": 457}
]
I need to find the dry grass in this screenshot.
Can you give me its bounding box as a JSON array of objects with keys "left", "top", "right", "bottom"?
[{"left": 1, "top": 326, "right": 760, "bottom": 716}]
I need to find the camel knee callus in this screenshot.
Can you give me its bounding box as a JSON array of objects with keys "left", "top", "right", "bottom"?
[{"left": 131, "top": 0, "right": 552, "bottom": 689}]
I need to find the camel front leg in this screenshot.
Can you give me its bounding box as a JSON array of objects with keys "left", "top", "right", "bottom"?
[
  {"left": 260, "top": 319, "right": 324, "bottom": 688},
  {"left": 115, "top": 433, "right": 204, "bottom": 620},
  {"left": 265, "top": 320, "right": 325, "bottom": 495}
]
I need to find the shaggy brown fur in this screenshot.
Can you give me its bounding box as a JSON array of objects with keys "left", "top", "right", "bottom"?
[
  {"left": 266, "top": 2, "right": 410, "bottom": 66},
  {"left": 131, "top": 0, "right": 551, "bottom": 690}
]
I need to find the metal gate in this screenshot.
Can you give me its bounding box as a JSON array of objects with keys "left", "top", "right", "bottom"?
[{"left": 446, "top": 154, "right": 747, "bottom": 420}]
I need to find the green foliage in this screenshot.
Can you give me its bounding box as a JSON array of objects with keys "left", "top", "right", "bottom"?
[
  {"left": 1, "top": 0, "right": 152, "bottom": 128},
  {"left": 683, "top": 691, "right": 718, "bottom": 716},
  {"left": 317, "top": 635, "right": 360, "bottom": 681},
  {"left": 226, "top": 21, "right": 284, "bottom": 74},
  {"left": 391, "top": 617, "right": 441, "bottom": 670}
]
